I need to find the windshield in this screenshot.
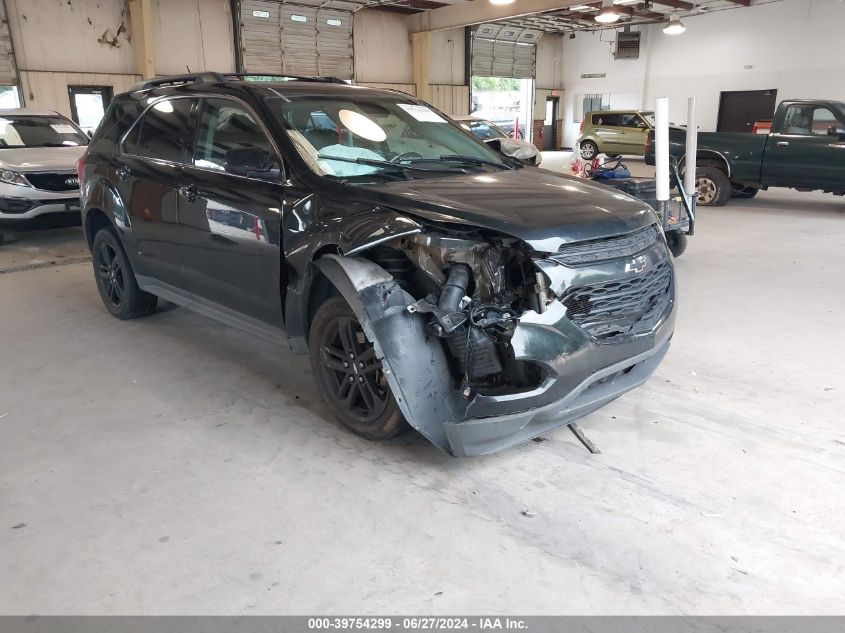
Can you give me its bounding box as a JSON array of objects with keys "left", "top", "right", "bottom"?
[
  {"left": 642, "top": 112, "right": 656, "bottom": 127},
  {"left": 266, "top": 95, "right": 509, "bottom": 182},
  {"left": 0, "top": 116, "right": 89, "bottom": 148}
]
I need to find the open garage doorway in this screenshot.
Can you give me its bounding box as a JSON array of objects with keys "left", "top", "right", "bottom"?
[
  {"left": 470, "top": 76, "right": 534, "bottom": 140},
  {"left": 470, "top": 23, "right": 540, "bottom": 142}
]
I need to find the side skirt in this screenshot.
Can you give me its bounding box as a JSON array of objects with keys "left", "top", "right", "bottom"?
[{"left": 136, "top": 275, "right": 288, "bottom": 347}]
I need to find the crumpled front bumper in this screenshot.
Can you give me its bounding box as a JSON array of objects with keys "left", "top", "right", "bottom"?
[
  {"left": 444, "top": 307, "right": 674, "bottom": 456},
  {"left": 317, "top": 248, "right": 676, "bottom": 457}
]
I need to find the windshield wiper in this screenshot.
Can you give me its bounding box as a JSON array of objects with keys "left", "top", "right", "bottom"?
[
  {"left": 407, "top": 155, "right": 512, "bottom": 170},
  {"left": 317, "top": 154, "right": 464, "bottom": 173}
]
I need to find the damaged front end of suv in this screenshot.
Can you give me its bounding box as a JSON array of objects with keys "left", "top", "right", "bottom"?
[
  {"left": 270, "top": 88, "right": 676, "bottom": 455},
  {"left": 313, "top": 211, "right": 675, "bottom": 456}
]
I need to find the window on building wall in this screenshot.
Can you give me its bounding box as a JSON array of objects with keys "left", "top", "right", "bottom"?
[
  {"left": 68, "top": 86, "right": 114, "bottom": 135},
  {"left": 577, "top": 94, "right": 606, "bottom": 123},
  {"left": 0, "top": 86, "right": 21, "bottom": 109}
]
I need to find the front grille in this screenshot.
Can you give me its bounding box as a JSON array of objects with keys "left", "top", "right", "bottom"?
[
  {"left": 554, "top": 225, "right": 660, "bottom": 266},
  {"left": 24, "top": 172, "right": 79, "bottom": 192},
  {"left": 562, "top": 260, "right": 672, "bottom": 340}
]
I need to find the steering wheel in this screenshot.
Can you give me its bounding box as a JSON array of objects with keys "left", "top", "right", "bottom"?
[{"left": 390, "top": 151, "right": 424, "bottom": 163}]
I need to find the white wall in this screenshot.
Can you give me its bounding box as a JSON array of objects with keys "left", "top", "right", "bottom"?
[
  {"left": 354, "top": 9, "right": 465, "bottom": 86},
  {"left": 428, "top": 28, "right": 465, "bottom": 86},
  {"left": 354, "top": 9, "right": 414, "bottom": 84},
  {"left": 535, "top": 34, "right": 564, "bottom": 90},
  {"left": 152, "top": 0, "right": 235, "bottom": 75},
  {"left": 7, "top": 0, "right": 135, "bottom": 74},
  {"left": 561, "top": 0, "right": 845, "bottom": 147},
  {"left": 6, "top": 0, "right": 234, "bottom": 113}
]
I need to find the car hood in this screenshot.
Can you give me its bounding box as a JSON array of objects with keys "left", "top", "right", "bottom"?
[
  {"left": 356, "top": 167, "right": 657, "bottom": 252},
  {"left": 0, "top": 146, "right": 86, "bottom": 172}
]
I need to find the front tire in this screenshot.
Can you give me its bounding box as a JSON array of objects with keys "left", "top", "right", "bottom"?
[
  {"left": 580, "top": 140, "right": 598, "bottom": 160},
  {"left": 665, "top": 231, "right": 688, "bottom": 258},
  {"left": 695, "top": 165, "right": 731, "bottom": 207},
  {"left": 91, "top": 228, "right": 157, "bottom": 319},
  {"left": 309, "top": 296, "right": 409, "bottom": 441}
]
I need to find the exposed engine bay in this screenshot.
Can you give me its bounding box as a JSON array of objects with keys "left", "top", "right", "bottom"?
[{"left": 362, "top": 232, "right": 554, "bottom": 397}]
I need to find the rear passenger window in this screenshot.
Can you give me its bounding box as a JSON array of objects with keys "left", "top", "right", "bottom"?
[
  {"left": 193, "top": 98, "right": 276, "bottom": 173},
  {"left": 124, "top": 98, "right": 195, "bottom": 163},
  {"left": 593, "top": 113, "right": 620, "bottom": 126}
]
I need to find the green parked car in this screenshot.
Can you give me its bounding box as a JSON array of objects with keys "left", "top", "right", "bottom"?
[{"left": 578, "top": 110, "right": 655, "bottom": 159}]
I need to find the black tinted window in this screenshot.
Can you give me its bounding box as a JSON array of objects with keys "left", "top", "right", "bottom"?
[
  {"left": 193, "top": 98, "right": 276, "bottom": 173},
  {"left": 125, "top": 98, "right": 195, "bottom": 163},
  {"left": 620, "top": 113, "right": 645, "bottom": 128},
  {"left": 593, "top": 113, "right": 621, "bottom": 126}
]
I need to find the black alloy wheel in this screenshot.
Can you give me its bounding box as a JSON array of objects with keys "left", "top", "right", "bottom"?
[
  {"left": 96, "top": 240, "right": 125, "bottom": 309},
  {"left": 91, "top": 228, "right": 157, "bottom": 319},
  {"left": 320, "top": 315, "right": 389, "bottom": 422},
  {"left": 309, "top": 296, "right": 408, "bottom": 440}
]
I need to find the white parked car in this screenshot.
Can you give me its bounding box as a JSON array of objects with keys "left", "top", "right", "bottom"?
[
  {"left": 0, "top": 109, "right": 88, "bottom": 228},
  {"left": 452, "top": 115, "right": 542, "bottom": 166}
]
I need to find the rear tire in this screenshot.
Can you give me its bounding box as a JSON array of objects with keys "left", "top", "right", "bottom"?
[
  {"left": 731, "top": 183, "right": 759, "bottom": 199},
  {"left": 695, "top": 165, "right": 731, "bottom": 207},
  {"left": 91, "top": 228, "right": 158, "bottom": 319},
  {"left": 665, "top": 231, "right": 688, "bottom": 258},
  {"left": 309, "top": 296, "right": 409, "bottom": 441},
  {"left": 580, "top": 140, "right": 598, "bottom": 160}
]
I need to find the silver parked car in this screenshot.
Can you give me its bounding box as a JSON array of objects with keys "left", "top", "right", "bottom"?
[
  {"left": 453, "top": 115, "right": 542, "bottom": 166},
  {"left": 0, "top": 109, "right": 87, "bottom": 231}
]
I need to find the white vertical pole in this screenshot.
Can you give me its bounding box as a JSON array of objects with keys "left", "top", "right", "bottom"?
[
  {"left": 655, "top": 97, "right": 670, "bottom": 202},
  {"left": 685, "top": 97, "right": 698, "bottom": 202}
]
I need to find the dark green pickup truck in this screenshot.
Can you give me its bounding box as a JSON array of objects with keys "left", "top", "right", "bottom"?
[{"left": 646, "top": 99, "right": 845, "bottom": 206}]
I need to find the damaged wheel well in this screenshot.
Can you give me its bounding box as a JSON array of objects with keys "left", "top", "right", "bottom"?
[{"left": 305, "top": 245, "right": 343, "bottom": 338}]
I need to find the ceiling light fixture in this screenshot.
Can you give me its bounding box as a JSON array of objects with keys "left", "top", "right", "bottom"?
[
  {"left": 663, "top": 11, "right": 686, "bottom": 34},
  {"left": 489, "top": 0, "right": 516, "bottom": 5},
  {"left": 595, "top": 0, "right": 620, "bottom": 23}
]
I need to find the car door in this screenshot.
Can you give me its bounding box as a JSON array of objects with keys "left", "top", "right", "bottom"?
[
  {"left": 177, "top": 96, "right": 285, "bottom": 327},
  {"left": 762, "top": 104, "right": 845, "bottom": 189},
  {"left": 115, "top": 96, "right": 197, "bottom": 290},
  {"left": 619, "top": 113, "right": 650, "bottom": 155},
  {"left": 592, "top": 113, "right": 623, "bottom": 153}
]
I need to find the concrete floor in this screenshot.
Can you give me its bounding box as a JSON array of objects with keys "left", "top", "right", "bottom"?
[{"left": 1, "top": 183, "right": 844, "bottom": 615}]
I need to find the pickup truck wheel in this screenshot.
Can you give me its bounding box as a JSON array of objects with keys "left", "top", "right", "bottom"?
[
  {"left": 695, "top": 166, "right": 731, "bottom": 206},
  {"left": 309, "top": 296, "right": 409, "bottom": 441},
  {"left": 731, "top": 183, "right": 759, "bottom": 199},
  {"left": 665, "top": 231, "right": 688, "bottom": 258},
  {"left": 91, "top": 228, "right": 158, "bottom": 320},
  {"left": 580, "top": 140, "right": 598, "bottom": 160}
]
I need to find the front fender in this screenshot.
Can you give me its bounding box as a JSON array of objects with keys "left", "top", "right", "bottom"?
[{"left": 315, "top": 254, "right": 463, "bottom": 453}]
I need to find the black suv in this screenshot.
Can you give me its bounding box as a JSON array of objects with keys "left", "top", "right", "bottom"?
[{"left": 79, "top": 73, "right": 676, "bottom": 456}]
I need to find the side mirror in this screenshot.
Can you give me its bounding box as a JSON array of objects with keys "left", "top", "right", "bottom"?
[
  {"left": 225, "top": 147, "right": 274, "bottom": 177},
  {"left": 828, "top": 126, "right": 845, "bottom": 140}
]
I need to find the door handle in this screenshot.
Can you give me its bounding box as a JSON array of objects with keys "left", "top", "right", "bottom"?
[
  {"left": 116, "top": 166, "right": 130, "bottom": 181},
  {"left": 777, "top": 141, "right": 790, "bottom": 147},
  {"left": 179, "top": 185, "right": 199, "bottom": 202}
]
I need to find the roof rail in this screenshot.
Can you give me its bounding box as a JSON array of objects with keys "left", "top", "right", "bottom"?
[
  {"left": 221, "top": 73, "right": 349, "bottom": 84},
  {"left": 130, "top": 72, "right": 228, "bottom": 92}
]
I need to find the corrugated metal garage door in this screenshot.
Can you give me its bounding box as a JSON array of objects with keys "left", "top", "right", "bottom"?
[
  {"left": 0, "top": 1, "right": 18, "bottom": 85},
  {"left": 471, "top": 23, "right": 541, "bottom": 79},
  {"left": 241, "top": 0, "right": 353, "bottom": 79}
]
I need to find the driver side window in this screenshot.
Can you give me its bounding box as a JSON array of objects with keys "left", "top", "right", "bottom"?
[
  {"left": 193, "top": 98, "right": 278, "bottom": 175},
  {"left": 809, "top": 107, "right": 840, "bottom": 136}
]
